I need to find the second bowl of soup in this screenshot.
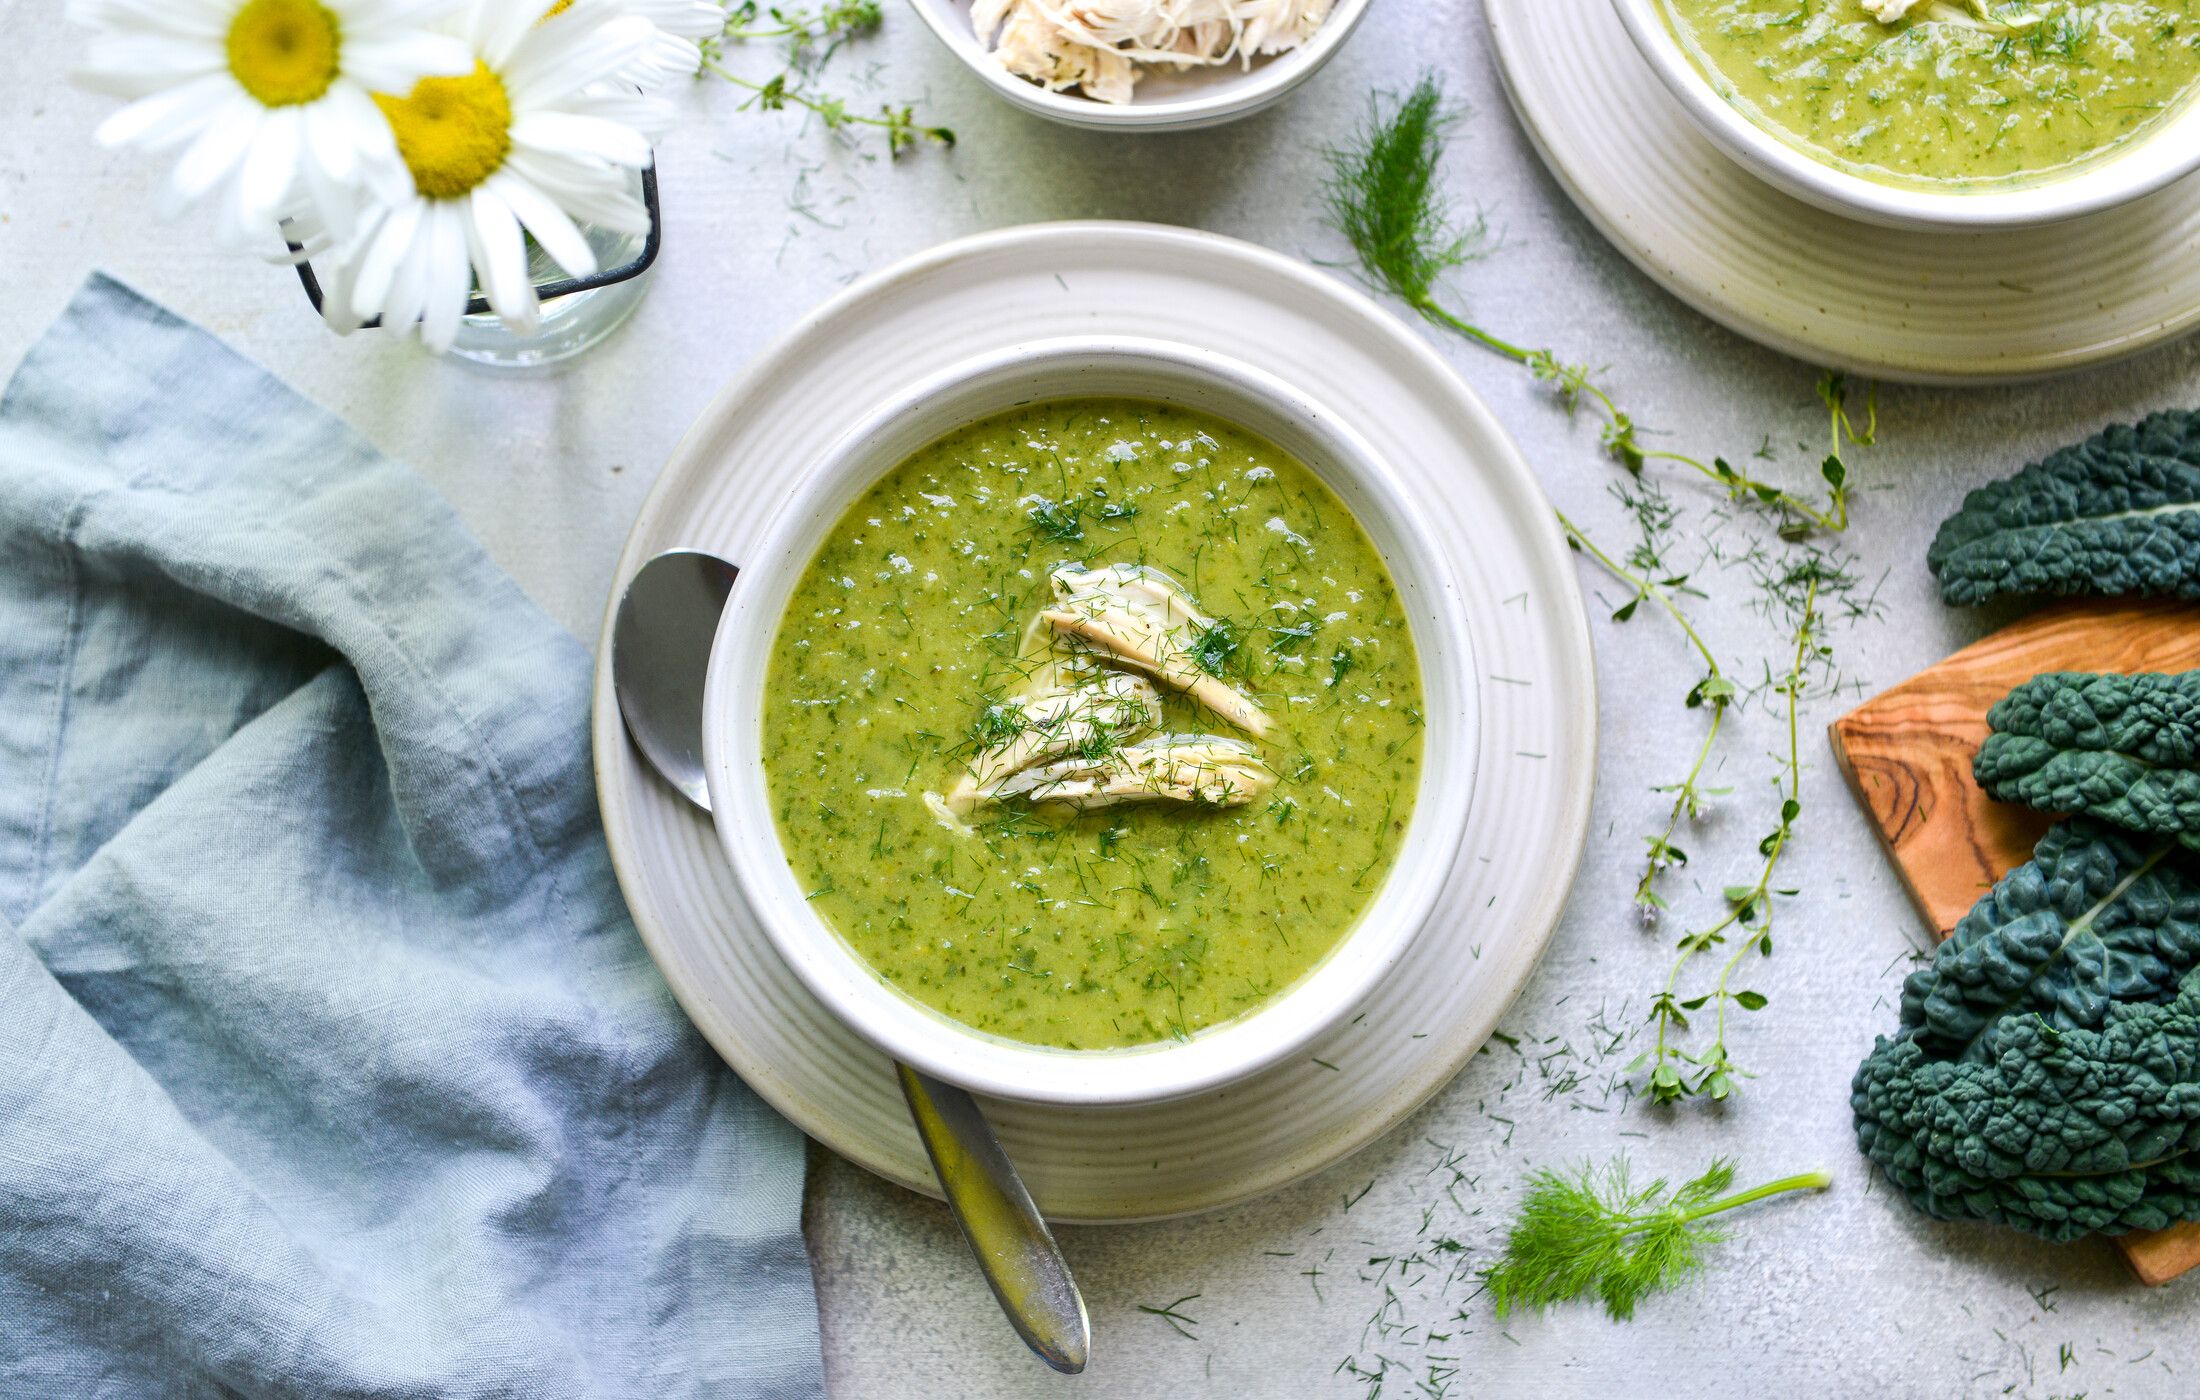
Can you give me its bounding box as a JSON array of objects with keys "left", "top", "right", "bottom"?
[
  {"left": 1614, "top": 0, "right": 2200, "bottom": 228},
  {"left": 701, "top": 338, "right": 1477, "bottom": 1106}
]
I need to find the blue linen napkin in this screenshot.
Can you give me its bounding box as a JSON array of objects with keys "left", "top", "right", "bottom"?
[{"left": 0, "top": 275, "right": 822, "bottom": 1399}]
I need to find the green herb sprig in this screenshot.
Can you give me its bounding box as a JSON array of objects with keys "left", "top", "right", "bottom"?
[
  {"left": 1481, "top": 1158, "right": 1830, "bottom": 1321},
  {"left": 1324, "top": 74, "right": 1850, "bottom": 532},
  {"left": 1646, "top": 577, "right": 1820, "bottom": 1102},
  {"left": 700, "top": 2, "right": 954, "bottom": 153}
]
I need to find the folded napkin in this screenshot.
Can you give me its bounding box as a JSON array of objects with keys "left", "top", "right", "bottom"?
[{"left": 0, "top": 276, "right": 822, "bottom": 1399}]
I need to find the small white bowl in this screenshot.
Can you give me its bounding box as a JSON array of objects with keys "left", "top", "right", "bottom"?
[
  {"left": 700, "top": 336, "right": 1477, "bottom": 1107},
  {"left": 1611, "top": 0, "right": 2200, "bottom": 230},
  {"left": 906, "top": 0, "right": 1373, "bottom": 132}
]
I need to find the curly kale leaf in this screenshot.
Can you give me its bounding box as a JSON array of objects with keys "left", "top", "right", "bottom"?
[
  {"left": 1976, "top": 671, "right": 2200, "bottom": 850},
  {"left": 1852, "top": 991, "right": 2200, "bottom": 1241},
  {"left": 1852, "top": 819, "right": 2200, "bottom": 1239},
  {"left": 1928, "top": 409, "right": 2200, "bottom": 606}
]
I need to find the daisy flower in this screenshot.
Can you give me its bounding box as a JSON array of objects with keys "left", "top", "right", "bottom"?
[
  {"left": 317, "top": 0, "right": 668, "bottom": 351},
  {"left": 71, "top": 0, "right": 472, "bottom": 240}
]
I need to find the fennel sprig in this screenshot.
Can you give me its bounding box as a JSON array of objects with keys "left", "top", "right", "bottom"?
[
  {"left": 1324, "top": 74, "right": 1848, "bottom": 533},
  {"left": 1481, "top": 1158, "right": 1830, "bottom": 1321}
]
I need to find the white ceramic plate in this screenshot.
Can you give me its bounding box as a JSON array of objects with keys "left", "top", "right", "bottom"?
[
  {"left": 1486, "top": 0, "right": 2200, "bottom": 384},
  {"left": 591, "top": 222, "right": 1598, "bottom": 1222},
  {"left": 904, "top": 0, "right": 1373, "bottom": 131}
]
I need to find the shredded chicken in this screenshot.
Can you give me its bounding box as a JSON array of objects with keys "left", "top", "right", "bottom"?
[
  {"left": 1863, "top": 0, "right": 2038, "bottom": 26},
  {"left": 927, "top": 670, "right": 1164, "bottom": 821},
  {"left": 971, "top": 0, "right": 1336, "bottom": 105},
  {"left": 988, "top": 735, "right": 1277, "bottom": 811},
  {"left": 1041, "top": 564, "right": 1270, "bottom": 737}
]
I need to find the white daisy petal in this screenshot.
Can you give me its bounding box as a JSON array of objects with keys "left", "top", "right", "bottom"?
[
  {"left": 485, "top": 167, "right": 594, "bottom": 278},
  {"left": 501, "top": 15, "right": 655, "bottom": 104},
  {"left": 381, "top": 216, "right": 435, "bottom": 338},
  {"left": 76, "top": 37, "right": 229, "bottom": 97},
  {"left": 474, "top": 0, "right": 546, "bottom": 70},
  {"left": 301, "top": 91, "right": 357, "bottom": 185},
  {"left": 93, "top": 70, "right": 235, "bottom": 149},
  {"left": 73, "top": 0, "right": 228, "bottom": 41},
  {"left": 419, "top": 201, "right": 472, "bottom": 352},
  {"left": 626, "top": 0, "right": 724, "bottom": 40},
  {"left": 509, "top": 112, "right": 651, "bottom": 168},
  {"left": 339, "top": 33, "right": 473, "bottom": 91},
  {"left": 351, "top": 197, "right": 425, "bottom": 316},
  {"left": 467, "top": 185, "right": 538, "bottom": 331},
  {"left": 171, "top": 96, "right": 263, "bottom": 199},
  {"left": 236, "top": 105, "right": 303, "bottom": 222}
]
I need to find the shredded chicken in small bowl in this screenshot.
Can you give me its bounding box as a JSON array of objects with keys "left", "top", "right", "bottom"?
[{"left": 972, "top": 0, "right": 1336, "bottom": 105}]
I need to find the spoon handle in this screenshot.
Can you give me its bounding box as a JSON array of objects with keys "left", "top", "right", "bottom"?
[{"left": 896, "top": 1063, "right": 1090, "bottom": 1374}]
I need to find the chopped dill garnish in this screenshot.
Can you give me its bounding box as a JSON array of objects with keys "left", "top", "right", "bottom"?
[
  {"left": 969, "top": 701, "right": 1026, "bottom": 749},
  {"left": 1026, "top": 496, "right": 1085, "bottom": 542},
  {"left": 1267, "top": 618, "right": 1320, "bottom": 654},
  {"left": 1189, "top": 618, "right": 1244, "bottom": 677}
]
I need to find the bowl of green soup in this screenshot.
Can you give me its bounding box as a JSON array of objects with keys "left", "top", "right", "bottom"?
[
  {"left": 1615, "top": 0, "right": 2200, "bottom": 228},
  {"left": 699, "top": 338, "right": 1476, "bottom": 1107}
]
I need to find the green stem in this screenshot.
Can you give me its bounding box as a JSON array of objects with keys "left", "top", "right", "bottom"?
[
  {"left": 1413, "top": 296, "right": 1537, "bottom": 364},
  {"left": 1705, "top": 577, "right": 1815, "bottom": 1053},
  {"left": 1553, "top": 512, "right": 1720, "bottom": 674},
  {"left": 1678, "top": 1171, "right": 1834, "bottom": 1225}
]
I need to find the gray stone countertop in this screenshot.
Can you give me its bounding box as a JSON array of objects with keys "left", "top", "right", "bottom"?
[{"left": 6, "top": 0, "right": 2197, "bottom": 1393}]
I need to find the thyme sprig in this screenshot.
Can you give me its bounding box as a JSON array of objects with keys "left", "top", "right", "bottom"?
[
  {"left": 1554, "top": 512, "right": 1732, "bottom": 916},
  {"left": 700, "top": 1, "right": 954, "bottom": 153},
  {"left": 1639, "top": 577, "right": 1821, "bottom": 1103},
  {"left": 1324, "top": 73, "right": 1847, "bottom": 532},
  {"left": 1481, "top": 1157, "right": 1830, "bottom": 1321}
]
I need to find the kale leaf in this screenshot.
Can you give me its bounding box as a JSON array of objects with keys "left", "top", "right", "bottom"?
[
  {"left": 1927, "top": 409, "right": 2200, "bottom": 606},
  {"left": 1851, "top": 819, "right": 2200, "bottom": 1239},
  {"left": 1976, "top": 671, "right": 2200, "bottom": 850}
]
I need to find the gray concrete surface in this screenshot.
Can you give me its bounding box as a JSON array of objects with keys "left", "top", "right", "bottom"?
[{"left": 5, "top": 0, "right": 2198, "bottom": 1394}]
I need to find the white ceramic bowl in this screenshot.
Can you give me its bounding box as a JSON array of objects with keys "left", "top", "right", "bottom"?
[
  {"left": 905, "top": 0, "right": 1373, "bottom": 131},
  {"left": 699, "top": 336, "right": 1477, "bottom": 1107},
  {"left": 1611, "top": 0, "right": 2200, "bottom": 230}
]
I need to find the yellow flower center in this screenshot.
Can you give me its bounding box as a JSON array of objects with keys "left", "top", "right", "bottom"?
[
  {"left": 542, "top": 0, "right": 573, "bottom": 15},
  {"left": 374, "top": 62, "right": 512, "bottom": 201},
  {"left": 225, "top": 0, "right": 342, "bottom": 108}
]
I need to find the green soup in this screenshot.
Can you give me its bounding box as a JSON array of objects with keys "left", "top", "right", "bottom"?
[
  {"left": 1658, "top": 1, "right": 2200, "bottom": 187},
  {"left": 760, "top": 398, "right": 1424, "bottom": 1050}
]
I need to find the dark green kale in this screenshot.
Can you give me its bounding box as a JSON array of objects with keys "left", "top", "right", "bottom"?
[
  {"left": 1976, "top": 671, "right": 2200, "bottom": 849},
  {"left": 1927, "top": 409, "right": 2200, "bottom": 606},
  {"left": 1851, "top": 819, "right": 2200, "bottom": 1240}
]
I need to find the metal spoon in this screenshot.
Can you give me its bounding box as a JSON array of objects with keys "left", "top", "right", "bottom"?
[{"left": 611, "top": 548, "right": 1091, "bottom": 1375}]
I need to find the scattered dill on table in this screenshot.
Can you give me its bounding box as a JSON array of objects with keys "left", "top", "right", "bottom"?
[{"left": 1137, "top": 1293, "right": 1203, "bottom": 1340}]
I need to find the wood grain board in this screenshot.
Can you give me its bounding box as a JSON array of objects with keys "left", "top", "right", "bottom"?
[{"left": 1829, "top": 598, "right": 2200, "bottom": 1288}]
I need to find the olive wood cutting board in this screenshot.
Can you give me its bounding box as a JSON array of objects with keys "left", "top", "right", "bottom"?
[{"left": 1828, "top": 597, "right": 2200, "bottom": 1287}]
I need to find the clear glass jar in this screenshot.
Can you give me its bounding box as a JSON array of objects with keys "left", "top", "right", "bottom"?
[
  {"left": 293, "top": 166, "right": 659, "bottom": 370},
  {"left": 447, "top": 188, "right": 656, "bottom": 368}
]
